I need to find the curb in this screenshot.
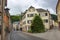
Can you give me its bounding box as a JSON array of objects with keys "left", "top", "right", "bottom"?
[{"left": 21, "top": 31, "right": 47, "bottom": 40}]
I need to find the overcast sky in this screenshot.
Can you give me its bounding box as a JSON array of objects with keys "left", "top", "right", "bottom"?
[{"left": 7, "top": 0, "right": 58, "bottom": 15}]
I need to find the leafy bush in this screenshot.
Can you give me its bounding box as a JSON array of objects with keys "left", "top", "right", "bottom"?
[{"left": 28, "top": 30, "right": 32, "bottom": 33}]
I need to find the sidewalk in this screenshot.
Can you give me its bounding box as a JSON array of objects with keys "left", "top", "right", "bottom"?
[
  {"left": 7, "top": 31, "right": 14, "bottom": 40},
  {"left": 0, "top": 34, "right": 9, "bottom": 40},
  {"left": 23, "top": 30, "right": 60, "bottom": 40}
]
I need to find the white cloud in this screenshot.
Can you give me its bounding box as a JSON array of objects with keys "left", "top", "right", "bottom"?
[
  {"left": 7, "top": 0, "right": 58, "bottom": 15},
  {"left": 48, "top": 8, "right": 55, "bottom": 14}
]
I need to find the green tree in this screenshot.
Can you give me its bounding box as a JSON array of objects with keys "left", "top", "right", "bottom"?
[
  {"left": 31, "top": 15, "right": 45, "bottom": 33},
  {"left": 51, "top": 14, "right": 57, "bottom": 22},
  {"left": 10, "top": 15, "right": 21, "bottom": 23}
]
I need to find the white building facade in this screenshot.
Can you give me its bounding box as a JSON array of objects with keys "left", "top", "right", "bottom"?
[{"left": 20, "top": 6, "right": 52, "bottom": 31}]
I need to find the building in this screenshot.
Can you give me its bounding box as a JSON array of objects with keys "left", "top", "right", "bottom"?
[
  {"left": 0, "top": 0, "right": 8, "bottom": 40},
  {"left": 56, "top": 0, "right": 60, "bottom": 29},
  {"left": 20, "top": 6, "right": 52, "bottom": 32},
  {"left": 2, "top": 8, "right": 12, "bottom": 40},
  {"left": 13, "top": 22, "right": 20, "bottom": 31},
  {"left": 0, "top": 0, "right": 12, "bottom": 40},
  {"left": 4, "top": 8, "right": 11, "bottom": 33},
  {"left": 0, "top": 0, "right": 7, "bottom": 33}
]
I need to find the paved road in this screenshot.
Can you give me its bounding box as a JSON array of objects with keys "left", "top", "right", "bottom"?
[
  {"left": 8, "top": 29, "right": 60, "bottom": 40},
  {"left": 8, "top": 31, "right": 47, "bottom": 40},
  {"left": 31, "top": 29, "right": 60, "bottom": 40}
]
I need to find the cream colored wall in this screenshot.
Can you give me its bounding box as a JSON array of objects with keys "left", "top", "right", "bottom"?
[
  {"left": 57, "top": 11, "right": 60, "bottom": 22},
  {"left": 21, "top": 9, "right": 39, "bottom": 31},
  {"left": 40, "top": 12, "right": 50, "bottom": 29},
  {"left": 21, "top": 8, "right": 50, "bottom": 31},
  {"left": 13, "top": 24, "right": 17, "bottom": 30},
  {"left": 54, "top": 22, "right": 58, "bottom": 27},
  {"left": 57, "top": 1, "right": 60, "bottom": 22},
  {"left": 26, "top": 9, "right": 38, "bottom": 25}
]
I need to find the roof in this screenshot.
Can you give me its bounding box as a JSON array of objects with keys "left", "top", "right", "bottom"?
[
  {"left": 36, "top": 8, "right": 48, "bottom": 12},
  {"left": 29, "top": 6, "right": 34, "bottom": 8},
  {"left": 21, "top": 10, "right": 27, "bottom": 16},
  {"left": 21, "top": 6, "right": 49, "bottom": 17}
]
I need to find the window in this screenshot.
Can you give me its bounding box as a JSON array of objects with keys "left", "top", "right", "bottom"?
[
  {"left": 27, "top": 14, "right": 33, "bottom": 17},
  {"left": 30, "top": 14, "right": 33, "bottom": 17},
  {"left": 27, "top": 20, "right": 32, "bottom": 24},
  {"left": 45, "top": 13, "right": 48, "bottom": 16},
  {"left": 39, "top": 14, "right": 40, "bottom": 16},
  {"left": 44, "top": 19, "right": 48, "bottom": 23}
]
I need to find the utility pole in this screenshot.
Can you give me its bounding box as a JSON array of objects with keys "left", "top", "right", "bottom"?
[{"left": 1, "top": 0, "right": 5, "bottom": 40}]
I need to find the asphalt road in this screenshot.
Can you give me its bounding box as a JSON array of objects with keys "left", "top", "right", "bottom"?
[
  {"left": 31, "top": 29, "right": 60, "bottom": 40},
  {"left": 9, "top": 31, "right": 47, "bottom": 40}
]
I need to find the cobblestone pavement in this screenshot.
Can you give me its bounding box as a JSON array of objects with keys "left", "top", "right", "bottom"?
[{"left": 8, "top": 31, "right": 47, "bottom": 40}]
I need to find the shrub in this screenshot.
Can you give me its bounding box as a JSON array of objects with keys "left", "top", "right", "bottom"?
[
  {"left": 31, "top": 15, "right": 45, "bottom": 33},
  {"left": 28, "top": 30, "right": 32, "bottom": 33}
]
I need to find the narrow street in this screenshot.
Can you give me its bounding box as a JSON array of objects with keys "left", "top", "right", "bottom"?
[
  {"left": 8, "top": 31, "right": 46, "bottom": 40},
  {"left": 8, "top": 29, "right": 60, "bottom": 40}
]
